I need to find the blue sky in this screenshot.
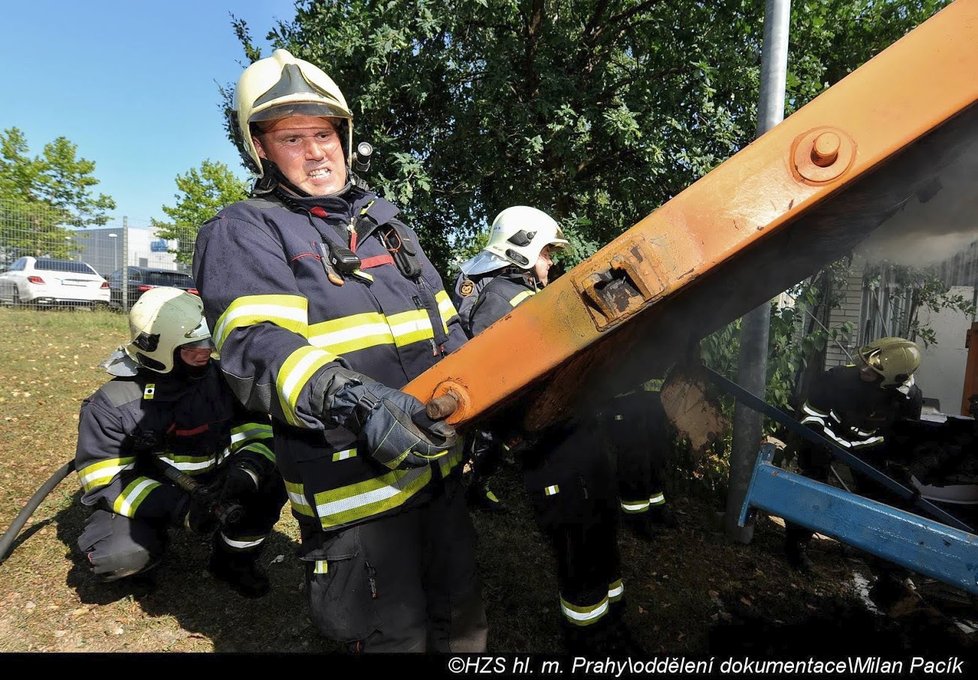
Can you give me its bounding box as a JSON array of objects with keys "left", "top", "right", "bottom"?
[{"left": 0, "top": 0, "right": 296, "bottom": 227}]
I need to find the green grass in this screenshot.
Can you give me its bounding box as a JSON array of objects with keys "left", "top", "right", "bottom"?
[{"left": 0, "top": 308, "right": 911, "bottom": 653}]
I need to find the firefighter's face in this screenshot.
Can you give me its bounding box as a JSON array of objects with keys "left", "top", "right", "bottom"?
[
  {"left": 534, "top": 245, "right": 555, "bottom": 286},
  {"left": 179, "top": 346, "right": 212, "bottom": 368},
  {"left": 254, "top": 116, "right": 348, "bottom": 196},
  {"left": 859, "top": 364, "right": 881, "bottom": 383}
]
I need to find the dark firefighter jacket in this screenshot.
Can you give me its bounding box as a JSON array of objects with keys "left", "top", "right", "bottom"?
[
  {"left": 193, "top": 187, "right": 467, "bottom": 536},
  {"left": 75, "top": 362, "right": 275, "bottom": 521},
  {"left": 799, "top": 364, "right": 923, "bottom": 452},
  {"left": 456, "top": 268, "right": 538, "bottom": 337}
]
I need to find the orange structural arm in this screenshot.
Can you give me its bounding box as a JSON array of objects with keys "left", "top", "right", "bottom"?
[{"left": 406, "top": 0, "right": 978, "bottom": 430}]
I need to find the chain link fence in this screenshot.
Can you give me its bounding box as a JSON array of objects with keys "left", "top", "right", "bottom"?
[{"left": 0, "top": 199, "right": 195, "bottom": 312}]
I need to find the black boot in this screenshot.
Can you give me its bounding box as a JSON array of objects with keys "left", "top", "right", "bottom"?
[
  {"left": 648, "top": 504, "right": 678, "bottom": 529},
  {"left": 623, "top": 513, "right": 663, "bottom": 542},
  {"left": 208, "top": 535, "right": 270, "bottom": 598},
  {"left": 466, "top": 479, "right": 508, "bottom": 513},
  {"left": 562, "top": 611, "right": 644, "bottom": 656},
  {"left": 784, "top": 525, "right": 814, "bottom": 573}
]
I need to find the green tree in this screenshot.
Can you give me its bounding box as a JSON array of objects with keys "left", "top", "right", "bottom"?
[
  {"left": 0, "top": 127, "right": 116, "bottom": 262},
  {"left": 152, "top": 160, "right": 249, "bottom": 265},
  {"left": 231, "top": 0, "right": 947, "bottom": 276}
]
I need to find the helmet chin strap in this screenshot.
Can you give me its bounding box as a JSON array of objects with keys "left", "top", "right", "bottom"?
[{"left": 253, "top": 158, "right": 352, "bottom": 200}]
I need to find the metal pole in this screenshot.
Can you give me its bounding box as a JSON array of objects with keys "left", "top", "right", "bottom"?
[
  {"left": 122, "top": 217, "right": 129, "bottom": 312},
  {"left": 724, "top": 0, "right": 791, "bottom": 543}
]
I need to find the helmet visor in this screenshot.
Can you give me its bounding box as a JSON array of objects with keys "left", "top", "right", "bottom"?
[
  {"left": 250, "top": 101, "right": 349, "bottom": 124},
  {"left": 461, "top": 250, "right": 515, "bottom": 276}
]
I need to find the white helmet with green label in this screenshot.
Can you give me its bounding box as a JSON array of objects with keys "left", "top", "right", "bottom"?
[{"left": 103, "top": 287, "right": 211, "bottom": 376}]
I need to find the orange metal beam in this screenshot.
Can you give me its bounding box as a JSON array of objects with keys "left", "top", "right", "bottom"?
[{"left": 406, "top": 0, "right": 978, "bottom": 431}]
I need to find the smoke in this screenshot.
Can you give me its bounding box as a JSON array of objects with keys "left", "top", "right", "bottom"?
[{"left": 855, "top": 132, "right": 978, "bottom": 267}]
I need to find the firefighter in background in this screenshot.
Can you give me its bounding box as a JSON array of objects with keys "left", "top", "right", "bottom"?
[
  {"left": 458, "top": 206, "right": 638, "bottom": 653},
  {"left": 75, "top": 288, "right": 286, "bottom": 598},
  {"left": 452, "top": 205, "right": 570, "bottom": 512},
  {"left": 194, "top": 50, "right": 486, "bottom": 653},
  {"left": 600, "top": 387, "right": 678, "bottom": 540},
  {"left": 785, "top": 337, "right": 923, "bottom": 572}
]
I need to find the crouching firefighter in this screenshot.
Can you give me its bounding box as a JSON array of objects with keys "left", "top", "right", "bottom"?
[
  {"left": 193, "top": 49, "right": 486, "bottom": 652},
  {"left": 74, "top": 287, "right": 286, "bottom": 597},
  {"left": 784, "top": 336, "right": 923, "bottom": 573}
]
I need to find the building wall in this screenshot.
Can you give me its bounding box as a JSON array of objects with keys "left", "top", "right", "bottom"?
[
  {"left": 824, "top": 260, "right": 864, "bottom": 368},
  {"left": 824, "top": 243, "right": 978, "bottom": 414},
  {"left": 72, "top": 227, "right": 184, "bottom": 276},
  {"left": 915, "top": 285, "right": 975, "bottom": 415}
]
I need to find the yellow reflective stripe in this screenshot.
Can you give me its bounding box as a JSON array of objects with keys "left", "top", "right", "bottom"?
[
  {"left": 220, "top": 533, "right": 265, "bottom": 550},
  {"left": 817, "top": 426, "right": 854, "bottom": 449},
  {"left": 620, "top": 499, "right": 650, "bottom": 514},
  {"left": 545, "top": 485, "right": 560, "bottom": 496},
  {"left": 313, "top": 560, "right": 329, "bottom": 574},
  {"left": 277, "top": 346, "right": 340, "bottom": 426},
  {"left": 308, "top": 312, "right": 395, "bottom": 354},
  {"left": 332, "top": 449, "right": 357, "bottom": 462},
  {"left": 307, "top": 309, "right": 436, "bottom": 355},
  {"left": 285, "top": 480, "right": 315, "bottom": 517},
  {"left": 77, "top": 456, "right": 136, "bottom": 493},
  {"left": 230, "top": 423, "right": 273, "bottom": 451},
  {"left": 158, "top": 453, "right": 219, "bottom": 475},
  {"left": 314, "top": 466, "right": 432, "bottom": 529},
  {"left": 436, "top": 290, "right": 459, "bottom": 332},
  {"left": 388, "top": 309, "right": 436, "bottom": 347},
  {"left": 214, "top": 294, "right": 308, "bottom": 351},
  {"left": 649, "top": 492, "right": 666, "bottom": 506},
  {"left": 438, "top": 446, "right": 465, "bottom": 478},
  {"left": 608, "top": 579, "right": 625, "bottom": 602},
  {"left": 560, "top": 594, "right": 609, "bottom": 626},
  {"left": 240, "top": 442, "right": 275, "bottom": 464},
  {"left": 509, "top": 290, "right": 535, "bottom": 307},
  {"left": 851, "top": 435, "right": 885, "bottom": 449},
  {"left": 801, "top": 402, "right": 829, "bottom": 418},
  {"left": 111, "top": 477, "right": 161, "bottom": 517}
]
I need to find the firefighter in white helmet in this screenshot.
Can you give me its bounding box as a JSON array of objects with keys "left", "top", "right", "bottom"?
[
  {"left": 453, "top": 207, "right": 640, "bottom": 653},
  {"left": 450, "top": 206, "right": 569, "bottom": 513},
  {"left": 785, "top": 337, "right": 923, "bottom": 580},
  {"left": 194, "top": 49, "right": 485, "bottom": 652},
  {"left": 453, "top": 205, "right": 569, "bottom": 336},
  {"left": 75, "top": 288, "right": 285, "bottom": 597}
]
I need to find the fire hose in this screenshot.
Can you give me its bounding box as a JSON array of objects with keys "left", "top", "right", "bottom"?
[
  {"left": 0, "top": 457, "right": 243, "bottom": 565},
  {"left": 0, "top": 459, "right": 75, "bottom": 564}
]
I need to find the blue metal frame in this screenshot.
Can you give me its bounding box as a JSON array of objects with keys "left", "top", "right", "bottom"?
[{"left": 741, "top": 443, "right": 978, "bottom": 595}]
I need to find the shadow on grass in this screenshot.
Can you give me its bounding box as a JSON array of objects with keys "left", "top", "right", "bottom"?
[{"left": 53, "top": 491, "right": 339, "bottom": 652}]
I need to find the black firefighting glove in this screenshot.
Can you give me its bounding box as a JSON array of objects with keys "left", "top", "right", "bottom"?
[
  {"left": 321, "top": 368, "right": 458, "bottom": 469},
  {"left": 171, "top": 492, "right": 219, "bottom": 535}
]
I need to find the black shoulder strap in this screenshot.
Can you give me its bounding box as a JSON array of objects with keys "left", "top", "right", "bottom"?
[{"left": 358, "top": 199, "right": 424, "bottom": 279}]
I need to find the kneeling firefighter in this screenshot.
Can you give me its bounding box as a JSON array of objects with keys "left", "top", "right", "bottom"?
[{"left": 75, "top": 287, "right": 286, "bottom": 597}]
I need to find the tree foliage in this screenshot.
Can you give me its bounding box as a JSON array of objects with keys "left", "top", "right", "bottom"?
[
  {"left": 152, "top": 160, "right": 249, "bottom": 265},
  {"left": 232, "top": 0, "right": 947, "bottom": 276},
  {"left": 0, "top": 127, "right": 116, "bottom": 262}
]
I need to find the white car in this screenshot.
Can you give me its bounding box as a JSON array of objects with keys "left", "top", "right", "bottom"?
[{"left": 0, "top": 256, "right": 111, "bottom": 308}]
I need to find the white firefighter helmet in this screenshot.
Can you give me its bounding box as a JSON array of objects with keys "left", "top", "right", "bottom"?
[
  {"left": 857, "top": 336, "right": 921, "bottom": 388},
  {"left": 106, "top": 287, "right": 211, "bottom": 376},
  {"left": 235, "top": 48, "right": 353, "bottom": 175},
  {"left": 460, "top": 206, "right": 569, "bottom": 276}
]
